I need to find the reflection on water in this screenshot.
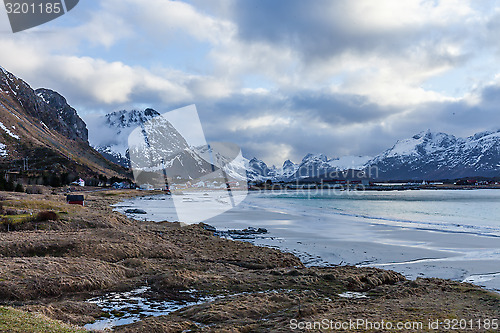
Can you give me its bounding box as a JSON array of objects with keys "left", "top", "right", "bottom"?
[{"left": 84, "top": 287, "right": 213, "bottom": 330}]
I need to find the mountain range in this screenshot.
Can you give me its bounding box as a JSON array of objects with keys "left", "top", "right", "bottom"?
[
  {"left": 248, "top": 130, "right": 500, "bottom": 181},
  {"left": 88, "top": 109, "right": 500, "bottom": 181},
  {"left": 0, "top": 65, "right": 128, "bottom": 181},
  {"left": 2, "top": 64, "right": 498, "bottom": 183}
]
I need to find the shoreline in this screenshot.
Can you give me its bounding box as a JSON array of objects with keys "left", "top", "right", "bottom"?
[
  {"left": 249, "top": 183, "right": 500, "bottom": 191},
  {"left": 0, "top": 189, "right": 499, "bottom": 332},
  {"left": 116, "top": 190, "right": 500, "bottom": 294}
]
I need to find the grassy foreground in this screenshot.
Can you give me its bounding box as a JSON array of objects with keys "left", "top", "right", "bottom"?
[{"left": 0, "top": 306, "right": 86, "bottom": 333}]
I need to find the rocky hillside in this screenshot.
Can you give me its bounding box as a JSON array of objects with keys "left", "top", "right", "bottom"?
[
  {"left": 35, "top": 88, "right": 88, "bottom": 142},
  {"left": 0, "top": 65, "right": 128, "bottom": 180}
]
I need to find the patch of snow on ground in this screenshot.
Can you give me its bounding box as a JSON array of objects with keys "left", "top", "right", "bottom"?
[
  {"left": 338, "top": 292, "right": 368, "bottom": 299},
  {"left": 0, "top": 142, "right": 7, "bottom": 157},
  {"left": 0, "top": 121, "right": 20, "bottom": 139}
]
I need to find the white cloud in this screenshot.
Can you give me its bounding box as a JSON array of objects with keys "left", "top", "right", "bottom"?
[
  {"left": 1, "top": 0, "right": 500, "bottom": 163},
  {"left": 96, "top": 0, "right": 235, "bottom": 45},
  {"left": 341, "top": 0, "right": 474, "bottom": 32},
  {"left": 231, "top": 115, "right": 292, "bottom": 131}
]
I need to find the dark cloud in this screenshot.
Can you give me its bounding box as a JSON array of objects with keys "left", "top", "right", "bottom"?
[
  {"left": 192, "top": 81, "right": 500, "bottom": 164},
  {"left": 193, "top": 90, "right": 401, "bottom": 163},
  {"left": 290, "top": 91, "right": 398, "bottom": 125},
  {"left": 231, "top": 0, "right": 468, "bottom": 63}
]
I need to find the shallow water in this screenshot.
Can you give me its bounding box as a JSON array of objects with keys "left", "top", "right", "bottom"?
[{"left": 84, "top": 287, "right": 213, "bottom": 330}]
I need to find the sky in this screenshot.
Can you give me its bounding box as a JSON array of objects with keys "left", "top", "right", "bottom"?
[{"left": 1, "top": 0, "right": 500, "bottom": 166}]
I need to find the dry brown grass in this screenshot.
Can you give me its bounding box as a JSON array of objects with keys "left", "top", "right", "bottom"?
[
  {"left": 0, "top": 190, "right": 498, "bottom": 333},
  {"left": 0, "top": 257, "right": 132, "bottom": 300}
]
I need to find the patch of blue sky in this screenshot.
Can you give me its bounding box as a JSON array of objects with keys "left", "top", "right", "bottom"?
[
  {"left": 77, "top": 35, "right": 214, "bottom": 74},
  {"left": 241, "top": 74, "right": 274, "bottom": 91},
  {"left": 422, "top": 54, "right": 497, "bottom": 98}
]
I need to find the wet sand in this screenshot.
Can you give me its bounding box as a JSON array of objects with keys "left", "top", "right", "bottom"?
[{"left": 202, "top": 202, "right": 500, "bottom": 293}]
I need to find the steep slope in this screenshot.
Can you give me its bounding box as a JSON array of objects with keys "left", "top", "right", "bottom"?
[
  {"left": 0, "top": 65, "right": 128, "bottom": 179},
  {"left": 35, "top": 88, "right": 88, "bottom": 142}
]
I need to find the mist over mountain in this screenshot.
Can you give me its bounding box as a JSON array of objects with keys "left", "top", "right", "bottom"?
[{"left": 87, "top": 108, "right": 161, "bottom": 167}]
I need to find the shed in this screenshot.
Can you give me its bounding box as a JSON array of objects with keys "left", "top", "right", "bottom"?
[{"left": 66, "top": 194, "right": 85, "bottom": 206}]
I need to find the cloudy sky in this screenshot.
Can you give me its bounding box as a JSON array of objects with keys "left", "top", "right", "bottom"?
[{"left": 1, "top": 0, "right": 500, "bottom": 165}]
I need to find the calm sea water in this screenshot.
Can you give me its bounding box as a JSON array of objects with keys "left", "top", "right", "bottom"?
[{"left": 245, "top": 189, "right": 500, "bottom": 236}]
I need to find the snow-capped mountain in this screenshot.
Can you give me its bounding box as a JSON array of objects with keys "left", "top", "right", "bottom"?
[
  {"left": 127, "top": 113, "right": 212, "bottom": 181},
  {"left": 194, "top": 143, "right": 249, "bottom": 181},
  {"left": 89, "top": 108, "right": 161, "bottom": 167},
  {"left": 89, "top": 109, "right": 500, "bottom": 182},
  {"left": 281, "top": 159, "right": 299, "bottom": 178},
  {"left": 367, "top": 129, "right": 500, "bottom": 180},
  {"left": 246, "top": 154, "right": 372, "bottom": 182},
  {"left": 106, "top": 108, "right": 160, "bottom": 129},
  {"left": 246, "top": 129, "right": 500, "bottom": 182}
]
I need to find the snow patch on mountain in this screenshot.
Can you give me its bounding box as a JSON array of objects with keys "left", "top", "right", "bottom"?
[
  {"left": 0, "top": 142, "right": 7, "bottom": 157},
  {"left": 0, "top": 121, "right": 20, "bottom": 139}
]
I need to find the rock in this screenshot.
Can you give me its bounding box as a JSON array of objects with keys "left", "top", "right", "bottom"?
[
  {"left": 199, "top": 223, "right": 216, "bottom": 232},
  {"left": 125, "top": 209, "right": 147, "bottom": 214}
]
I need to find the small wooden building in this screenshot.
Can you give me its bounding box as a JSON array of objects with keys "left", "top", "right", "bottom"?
[{"left": 66, "top": 194, "right": 85, "bottom": 206}]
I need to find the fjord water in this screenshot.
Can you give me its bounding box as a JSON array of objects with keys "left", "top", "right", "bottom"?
[{"left": 116, "top": 189, "right": 500, "bottom": 292}]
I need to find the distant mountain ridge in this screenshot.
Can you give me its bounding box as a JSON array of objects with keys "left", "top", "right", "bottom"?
[
  {"left": 367, "top": 130, "right": 500, "bottom": 180},
  {"left": 247, "top": 130, "right": 500, "bottom": 181},
  {"left": 90, "top": 110, "right": 500, "bottom": 182},
  {"left": 246, "top": 154, "right": 372, "bottom": 183}
]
